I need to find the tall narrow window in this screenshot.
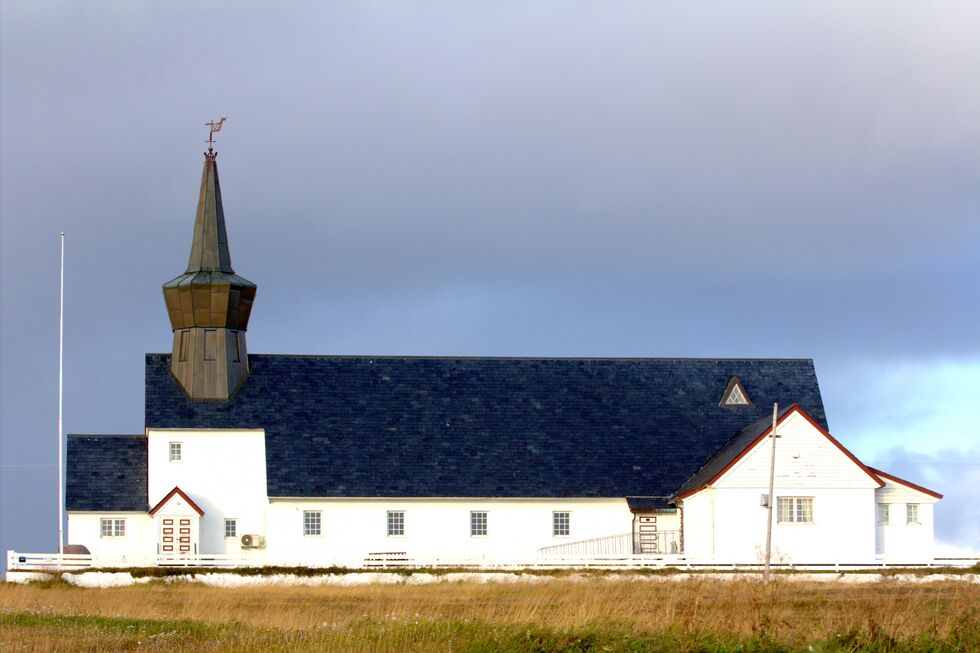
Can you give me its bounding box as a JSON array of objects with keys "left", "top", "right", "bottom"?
[
  {"left": 303, "top": 510, "right": 321, "bottom": 536},
  {"left": 231, "top": 332, "right": 240, "bottom": 363},
  {"left": 387, "top": 510, "right": 405, "bottom": 536},
  {"left": 906, "top": 504, "right": 919, "bottom": 525},
  {"left": 225, "top": 518, "right": 237, "bottom": 538},
  {"left": 178, "top": 331, "right": 189, "bottom": 362},
  {"left": 877, "top": 503, "right": 890, "bottom": 525},
  {"left": 470, "top": 511, "right": 488, "bottom": 537},
  {"left": 553, "top": 511, "right": 570, "bottom": 536},
  {"left": 204, "top": 329, "right": 217, "bottom": 361},
  {"left": 777, "top": 497, "right": 813, "bottom": 523},
  {"left": 168, "top": 442, "right": 182, "bottom": 462}
]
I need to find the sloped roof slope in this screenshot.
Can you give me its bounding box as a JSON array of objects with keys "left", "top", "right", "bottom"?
[
  {"left": 67, "top": 435, "right": 148, "bottom": 511},
  {"left": 673, "top": 406, "right": 795, "bottom": 499},
  {"left": 145, "top": 354, "right": 827, "bottom": 499}
]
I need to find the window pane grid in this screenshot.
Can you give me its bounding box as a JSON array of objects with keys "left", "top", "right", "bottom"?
[
  {"left": 906, "top": 503, "right": 919, "bottom": 525},
  {"left": 303, "top": 510, "right": 321, "bottom": 536},
  {"left": 877, "top": 503, "right": 890, "bottom": 525},
  {"left": 100, "top": 518, "right": 125, "bottom": 537},
  {"left": 553, "top": 511, "right": 570, "bottom": 536},
  {"left": 169, "top": 442, "right": 182, "bottom": 462},
  {"left": 470, "top": 511, "right": 487, "bottom": 536},
  {"left": 777, "top": 497, "right": 813, "bottom": 524},
  {"left": 225, "top": 519, "right": 237, "bottom": 538},
  {"left": 387, "top": 511, "right": 404, "bottom": 536}
]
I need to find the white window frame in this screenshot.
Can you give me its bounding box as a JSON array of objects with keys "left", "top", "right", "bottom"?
[
  {"left": 877, "top": 502, "right": 890, "bottom": 525},
  {"left": 776, "top": 497, "right": 813, "bottom": 524},
  {"left": 224, "top": 518, "right": 237, "bottom": 539},
  {"left": 100, "top": 518, "right": 126, "bottom": 538},
  {"left": 553, "top": 511, "right": 570, "bottom": 537},
  {"left": 168, "top": 441, "right": 182, "bottom": 463},
  {"left": 303, "top": 510, "right": 321, "bottom": 537},
  {"left": 470, "top": 511, "right": 488, "bottom": 537},
  {"left": 387, "top": 510, "right": 405, "bottom": 537},
  {"left": 906, "top": 503, "right": 919, "bottom": 525}
]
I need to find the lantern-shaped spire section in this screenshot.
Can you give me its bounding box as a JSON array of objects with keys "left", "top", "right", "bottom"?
[{"left": 162, "top": 130, "right": 256, "bottom": 401}]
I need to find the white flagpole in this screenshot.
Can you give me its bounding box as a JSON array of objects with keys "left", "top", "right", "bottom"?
[{"left": 58, "top": 232, "right": 65, "bottom": 554}]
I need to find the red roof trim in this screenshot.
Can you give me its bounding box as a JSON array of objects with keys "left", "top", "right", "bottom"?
[
  {"left": 675, "top": 405, "right": 884, "bottom": 500},
  {"left": 868, "top": 466, "right": 943, "bottom": 499},
  {"left": 148, "top": 486, "right": 205, "bottom": 516}
]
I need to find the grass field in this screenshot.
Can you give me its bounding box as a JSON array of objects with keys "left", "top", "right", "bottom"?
[{"left": 1, "top": 575, "right": 977, "bottom": 652}]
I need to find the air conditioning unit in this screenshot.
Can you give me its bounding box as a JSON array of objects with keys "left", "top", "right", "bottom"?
[{"left": 240, "top": 533, "right": 266, "bottom": 549}]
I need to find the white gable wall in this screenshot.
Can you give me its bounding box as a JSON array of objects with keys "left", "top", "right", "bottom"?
[
  {"left": 874, "top": 477, "right": 939, "bottom": 561},
  {"left": 147, "top": 429, "right": 268, "bottom": 555},
  {"left": 681, "top": 410, "right": 881, "bottom": 563}
]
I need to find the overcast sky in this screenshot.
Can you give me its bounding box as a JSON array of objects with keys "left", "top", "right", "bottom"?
[{"left": 2, "top": 1, "right": 978, "bottom": 561}]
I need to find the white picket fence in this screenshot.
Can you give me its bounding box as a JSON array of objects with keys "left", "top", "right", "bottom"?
[{"left": 6, "top": 549, "right": 978, "bottom": 573}]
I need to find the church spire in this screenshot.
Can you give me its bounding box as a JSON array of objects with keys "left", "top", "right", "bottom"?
[
  {"left": 162, "top": 123, "right": 256, "bottom": 401},
  {"left": 185, "top": 153, "right": 234, "bottom": 274}
]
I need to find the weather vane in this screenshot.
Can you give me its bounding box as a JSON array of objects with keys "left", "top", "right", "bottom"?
[{"left": 205, "top": 117, "right": 228, "bottom": 154}]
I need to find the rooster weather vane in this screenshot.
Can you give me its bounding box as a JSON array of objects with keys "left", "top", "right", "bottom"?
[{"left": 205, "top": 117, "right": 228, "bottom": 156}]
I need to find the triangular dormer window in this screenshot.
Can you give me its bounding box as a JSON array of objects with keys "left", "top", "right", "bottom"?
[{"left": 721, "top": 376, "right": 751, "bottom": 406}]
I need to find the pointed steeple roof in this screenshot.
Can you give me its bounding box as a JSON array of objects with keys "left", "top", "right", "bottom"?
[{"left": 186, "top": 153, "right": 234, "bottom": 274}]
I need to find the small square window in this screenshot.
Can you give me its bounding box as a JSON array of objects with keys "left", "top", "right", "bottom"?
[
  {"left": 100, "top": 518, "right": 125, "bottom": 538},
  {"left": 877, "top": 503, "right": 890, "bottom": 525},
  {"left": 906, "top": 503, "right": 918, "bottom": 525},
  {"left": 303, "top": 510, "right": 321, "bottom": 536},
  {"left": 169, "top": 442, "right": 182, "bottom": 462},
  {"left": 470, "top": 511, "right": 488, "bottom": 537},
  {"left": 553, "top": 511, "right": 570, "bottom": 536},
  {"left": 225, "top": 518, "right": 237, "bottom": 538},
  {"left": 387, "top": 510, "right": 405, "bottom": 536}
]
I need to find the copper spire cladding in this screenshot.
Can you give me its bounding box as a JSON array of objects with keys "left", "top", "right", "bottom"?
[{"left": 162, "top": 134, "right": 256, "bottom": 401}]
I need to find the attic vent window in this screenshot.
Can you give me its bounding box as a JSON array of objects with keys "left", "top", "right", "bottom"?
[{"left": 721, "top": 377, "right": 752, "bottom": 406}]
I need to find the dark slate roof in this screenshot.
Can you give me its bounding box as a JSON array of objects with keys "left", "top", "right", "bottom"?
[
  {"left": 625, "top": 497, "right": 673, "bottom": 511},
  {"left": 67, "top": 435, "right": 148, "bottom": 511},
  {"left": 145, "top": 355, "right": 827, "bottom": 499},
  {"left": 673, "top": 405, "right": 796, "bottom": 499}
]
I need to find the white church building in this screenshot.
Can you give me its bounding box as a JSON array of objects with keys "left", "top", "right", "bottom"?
[{"left": 63, "top": 146, "right": 942, "bottom": 568}]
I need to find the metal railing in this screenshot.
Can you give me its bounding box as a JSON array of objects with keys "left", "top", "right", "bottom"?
[
  {"left": 538, "top": 531, "right": 682, "bottom": 557},
  {"left": 6, "top": 550, "right": 256, "bottom": 572}
]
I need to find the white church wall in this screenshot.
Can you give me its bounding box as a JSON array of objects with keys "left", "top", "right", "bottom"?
[
  {"left": 679, "top": 409, "right": 884, "bottom": 563},
  {"left": 874, "top": 477, "right": 939, "bottom": 561},
  {"left": 265, "top": 498, "right": 634, "bottom": 566},
  {"left": 67, "top": 512, "right": 154, "bottom": 560},
  {"left": 147, "top": 429, "right": 268, "bottom": 555}
]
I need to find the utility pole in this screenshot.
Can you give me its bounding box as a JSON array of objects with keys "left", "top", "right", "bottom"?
[
  {"left": 764, "top": 402, "right": 778, "bottom": 583},
  {"left": 58, "top": 232, "right": 65, "bottom": 555}
]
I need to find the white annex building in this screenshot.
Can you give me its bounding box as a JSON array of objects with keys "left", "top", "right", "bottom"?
[{"left": 63, "top": 147, "right": 942, "bottom": 568}]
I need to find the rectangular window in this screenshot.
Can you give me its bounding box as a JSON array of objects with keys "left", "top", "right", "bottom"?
[
  {"left": 387, "top": 510, "right": 405, "bottom": 536},
  {"left": 231, "top": 332, "right": 240, "bottom": 363},
  {"left": 100, "top": 518, "right": 125, "bottom": 538},
  {"left": 178, "top": 330, "right": 189, "bottom": 362},
  {"left": 169, "top": 442, "right": 182, "bottom": 462},
  {"left": 877, "top": 503, "right": 890, "bottom": 525},
  {"left": 303, "top": 510, "right": 321, "bottom": 536},
  {"left": 553, "top": 511, "right": 570, "bottom": 536},
  {"left": 225, "top": 518, "right": 237, "bottom": 538},
  {"left": 777, "top": 497, "right": 814, "bottom": 524},
  {"left": 204, "top": 329, "right": 217, "bottom": 361},
  {"left": 470, "top": 511, "right": 488, "bottom": 537},
  {"left": 906, "top": 503, "right": 918, "bottom": 525}
]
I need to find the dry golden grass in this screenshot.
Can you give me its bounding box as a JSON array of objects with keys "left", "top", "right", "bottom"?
[{"left": 2, "top": 576, "right": 978, "bottom": 652}]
